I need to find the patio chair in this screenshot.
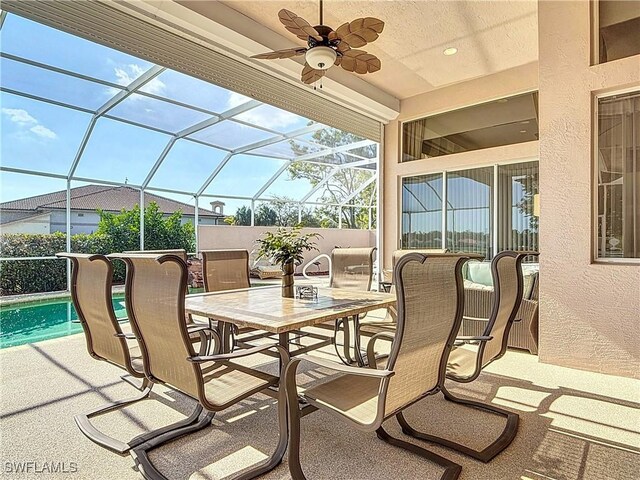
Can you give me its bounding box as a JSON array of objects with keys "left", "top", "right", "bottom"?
[
  {"left": 55, "top": 253, "right": 213, "bottom": 454},
  {"left": 123, "top": 249, "right": 188, "bottom": 262},
  {"left": 284, "top": 253, "right": 468, "bottom": 480},
  {"left": 201, "top": 249, "right": 259, "bottom": 350},
  {"left": 201, "top": 249, "right": 250, "bottom": 291},
  {"left": 398, "top": 251, "right": 532, "bottom": 462},
  {"left": 113, "top": 253, "right": 289, "bottom": 480},
  {"left": 249, "top": 248, "right": 283, "bottom": 279},
  {"left": 329, "top": 247, "right": 377, "bottom": 364}
]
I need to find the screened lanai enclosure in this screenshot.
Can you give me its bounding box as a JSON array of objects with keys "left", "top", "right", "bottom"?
[{"left": 0, "top": 10, "right": 380, "bottom": 288}]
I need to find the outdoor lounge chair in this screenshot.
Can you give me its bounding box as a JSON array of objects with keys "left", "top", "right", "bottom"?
[
  {"left": 113, "top": 253, "right": 289, "bottom": 480},
  {"left": 398, "top": 251, "right": 534, "bottom": 462},
  {"left": 249, "top": 248, "right": 283, "bottom": 279},
  {"left": 284, "top": 253, "right": 468, "bottom": 480},
  {"left": 55, "top": 253, "right": 212, "bottom": 455}
]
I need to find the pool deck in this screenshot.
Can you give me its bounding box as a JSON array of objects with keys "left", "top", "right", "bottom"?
[{"left": 0, "top": 329, "right": 638, "bottom": 480}]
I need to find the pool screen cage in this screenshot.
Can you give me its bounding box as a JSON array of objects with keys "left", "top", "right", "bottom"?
[{"left": 0, "top": 10, "right": 380, "bottom": 290}]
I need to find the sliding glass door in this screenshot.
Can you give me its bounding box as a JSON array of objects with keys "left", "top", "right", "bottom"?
[{"left": 401, "top": 160, "right": 539, "bottom": 258}]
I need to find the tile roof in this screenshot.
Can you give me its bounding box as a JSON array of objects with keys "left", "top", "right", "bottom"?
[
  {"left": 0, "top": 185, "right": 222, "bottom": 217},
  {"left": 0, "top": 210, "right": 51, "bottom": 226}
]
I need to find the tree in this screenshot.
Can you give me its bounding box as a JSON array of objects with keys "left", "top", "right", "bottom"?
[
  {"left": 288, "top": 127, "right": 377, "bottom": 229},
  {"left": 96, "top": 202, "right": 195, "bottom": 252},
  {"left": 226, "top": 196, "right": 324, "bottom": 227}
]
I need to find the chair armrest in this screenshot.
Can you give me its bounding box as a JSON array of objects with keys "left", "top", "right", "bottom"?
[
  {"left": 187, "top": 342, "right": 285, "bottom": 363},
  {"left": 115, "top": 332, "right": 137, "bottom": 340},
  {"left": 298, "top": 354, "right": 394, "bottom": 379},
  {"left": 366, "top": 332, "right": 395, "bottom": 370},
  {"left": 454, "top": 335, "right": 492, "bottom": 346}
]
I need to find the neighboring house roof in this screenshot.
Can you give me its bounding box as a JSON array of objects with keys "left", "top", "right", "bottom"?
[
  {"left": 0, "top": 211, "right": 51, "bottom": 226},
  {"left": 0, "top": 185, "right": 222, "bottom": 218}
]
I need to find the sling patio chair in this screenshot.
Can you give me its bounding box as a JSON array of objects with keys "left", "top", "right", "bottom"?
[
  {"left": 328, "top": 247, "right": 377, "bottom": 364},
  {"left": 113, "top": 253, "right": 289, "bottom": 480},
  {"left": 284, "top": 253, "right": 469, "bottom": 480},
  {"left": 397, "top": 251, "right": 536, "bottom": 463},
  {"left": 200, "top": 249, "right": 264, "bottom": 351},
  {"left": 123, "top": 249, "right": 188, "bottom": 262},
  {"left": 55, "top": 253, "right": 214, "bottom": 454}
]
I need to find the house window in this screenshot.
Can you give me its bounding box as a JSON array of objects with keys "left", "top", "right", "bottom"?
[
  {"left": 594, "top": 0, "right": 640, "bottom": 64},
  {"left": 401, "top": 92, "right": 539, "bottom": 162},
  {"left": 595, "top": 91, "right": 639, "bottom": 260},
  {"left": 401, "top": 161, "right": 539, "bottom": 259}
]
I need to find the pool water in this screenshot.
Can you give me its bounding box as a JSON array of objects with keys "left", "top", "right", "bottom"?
[{"left": 0, "top": 296, "right": 127, "bottom": 349}]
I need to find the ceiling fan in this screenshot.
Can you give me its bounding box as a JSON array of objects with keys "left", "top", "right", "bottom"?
[{"left": 250, "top": 0, "right": 384, "bottom": 85}]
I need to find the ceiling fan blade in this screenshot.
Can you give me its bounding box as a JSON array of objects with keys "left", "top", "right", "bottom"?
[
  {"left": 301, "top": 63, "right": 326, "bottom": 84},
  {"left": 339, "top": 50, "right": 381, "bottom": 74},
  {"left": 278, "top": 9, "right": 322, "bottom": 42},
  {"left": 335, "top": 17, "right": 385, "bottom": 49},
  {"left": 251, "top": 48, "right": 307, "bottom": 60}
]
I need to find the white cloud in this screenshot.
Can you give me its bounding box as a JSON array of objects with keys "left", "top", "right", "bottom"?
[
  {"left": 2, "top": 108, "right": 38, "bottom": 126},
  {"left": 2, "top": 108, "right": 57, "bottom": 140},
  {"left": 29, "top": 125, "right": 57, "bottom": 139},
  {"left": 225, "top": 92, "right": 302, "bottom": 130},
  {"left": 107, "top": 63, "right": 166, "bottom": 97}
]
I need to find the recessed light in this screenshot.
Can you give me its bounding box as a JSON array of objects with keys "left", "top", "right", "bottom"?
[
  {"left": 520, "top": 130, "right": 527, "bottom": 134},
  {"left": 443, "top": 47, "right": 458, "bottom": 56},
  {"left": 497, "top": 99, "right": 508, "bottom": 103},
  {"left": 520, "top": 120, "right": 530, "bottom": 125}
]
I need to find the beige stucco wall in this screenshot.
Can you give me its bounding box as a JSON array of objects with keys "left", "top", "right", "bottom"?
[
  {"left": 198, "top": 225, "right": 376, "bottom": 272},
  {"left": 538, "top": 1, "right": 640, "bottom": 378},
  {"left": 382, "top": 62, "right": 539, "bottom": 269}
]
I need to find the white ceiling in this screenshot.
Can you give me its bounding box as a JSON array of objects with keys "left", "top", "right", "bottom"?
[{"left": 220, "top": 0, "right": 538, "bottom": 100}]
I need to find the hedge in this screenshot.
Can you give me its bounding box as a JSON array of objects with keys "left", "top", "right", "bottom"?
[{"left": 0, "top": 233, "right": 113, "bottom": 295}]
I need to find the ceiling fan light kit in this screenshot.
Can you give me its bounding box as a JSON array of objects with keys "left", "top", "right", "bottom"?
[
  {"left": 251, "top": 0, "right": 385, "bottom": 85},
  {"left": 305, "top": 46, "right": 337, "bottom": 70}
]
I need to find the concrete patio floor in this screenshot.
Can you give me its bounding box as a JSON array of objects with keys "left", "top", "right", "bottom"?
[{"left": 0, "top": 329, "right": 638, "bottom": 480}]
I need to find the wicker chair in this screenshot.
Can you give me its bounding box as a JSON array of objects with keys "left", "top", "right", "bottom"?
[
  {"left": 113, "top": 253, "right": 288, "bottom": 480},
  {"left": 461, "top": 266, "right": 539, "bottom": 354},
  {"left": 284, "top": 253, "right": 468, "bottom": 480},
  {"left": 55, "top": 253, "right": 210, "bottom": 454},
  {"left": 398, "top": 251, "right": 531, "bottom": 463}
]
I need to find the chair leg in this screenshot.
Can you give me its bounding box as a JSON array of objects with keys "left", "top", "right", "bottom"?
[
  {"left": 74, "top": 378, "right": 154, "bottom": 454},
  {"left": 132, "top": 387, "right": 288, "bottom": 480},
  {"left": 376, "top": 426, "right": 462, "bottom": 480},
  {"left": 285, "top": 359, "right": 308, "bottom": 480},
  {"left": 333, "top": 318, "right": 355, "bottom": 365},
  {"left": 397, "top": 385, "right": 519, "bottom": 462}
]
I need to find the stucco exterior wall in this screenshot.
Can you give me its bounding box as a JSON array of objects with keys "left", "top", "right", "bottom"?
[
  {"left": 382, "top": 62, "right": 539, "bottom": 269},
  {"left": 1, "top": 214, "right": 51, "bottom": 234},
  {"left": 198, "top": 225, "right": 376, "bottom": 272},
  {"left": 538, "top": 1, "right": 640, "bottom": 377}
]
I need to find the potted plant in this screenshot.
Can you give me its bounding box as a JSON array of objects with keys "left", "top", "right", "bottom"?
[{"left": 256, "top": 226, "right": 320, "bottom": 298}]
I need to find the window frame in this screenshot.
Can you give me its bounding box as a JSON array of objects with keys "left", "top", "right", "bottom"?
[
  {"left": 397, "top": 157, "right": 539, "bottom": 258},
  {"left": 592, "top": 86, "right": 640, "bottom": 264},
  {"left": 398, "top": 90, "right": 539, "bottom": 164}
]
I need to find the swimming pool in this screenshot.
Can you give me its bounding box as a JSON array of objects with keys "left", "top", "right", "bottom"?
[
  {"left": 0, "top": 295, "right": 127, "bottom": 349},
  {"left": 0, "top": 285, "right": 274, "bottom": 348}
]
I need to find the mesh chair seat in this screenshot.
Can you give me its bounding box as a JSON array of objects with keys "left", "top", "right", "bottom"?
[
  {"left": 200, "top": 361, "right": 278, "bottom": 409},
  {"left": 446, "top": 344, "right": 479, "bottom": 380},
  {"left": 301, "top": 374, "right": 382, "bottom": 427}
]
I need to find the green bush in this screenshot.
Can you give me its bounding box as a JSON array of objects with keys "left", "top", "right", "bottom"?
[{"left": 0, "top": 203, "right": 195, "bottom": 295}]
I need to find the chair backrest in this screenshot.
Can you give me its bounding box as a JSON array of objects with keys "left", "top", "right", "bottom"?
[
  {"left": 116, "top": 254, "right": 202, "bottom": 399},
  {"left": 329, "top": 247, "right": 376, "bottom": 291},
  {"left": 124, "top": 249, "right": 188, "bottom": 262},
  {"left": 382, "top": 253, "right": 467, "bottom": 416},
  {"left": 56, "top": 253, "right": 134, "bottom": 373},
  {"left": 201, "top": 249, "right": 250, "bottom": 292},
  {"left": 479, "top": 251, "right": 530, "bottom": 366}
]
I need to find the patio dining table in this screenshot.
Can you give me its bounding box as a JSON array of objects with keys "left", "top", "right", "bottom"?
[{"left": 184, "top": 285, "right": 396, "bottom": 360}]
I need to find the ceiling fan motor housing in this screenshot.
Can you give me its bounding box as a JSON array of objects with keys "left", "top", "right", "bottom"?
[{"left": 305, "top": 46, "right": 337, "bottom": 70}]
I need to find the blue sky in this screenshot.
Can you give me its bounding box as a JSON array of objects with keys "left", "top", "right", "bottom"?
[{"left": 0, "top": 13, "right": 327, "bottom": 214}]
